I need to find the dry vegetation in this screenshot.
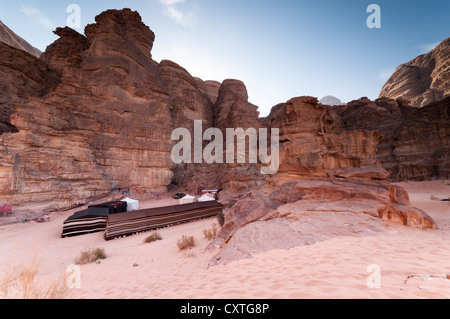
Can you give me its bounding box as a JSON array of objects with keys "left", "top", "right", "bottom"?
[
  {"left": 0, "top": 253, "right": 69, "bottom": 299},
  {"left": 144, "top": 232, "right": 162, "bottom": 244},
  {"left": 177, "top": 235, "right": 195, "bottom": 250},
  {"left": 203, "top": 224, "right": 218, "bottom": 241},
  {"left": 75, "top": 248, "right": 107, "bottom": 265}
]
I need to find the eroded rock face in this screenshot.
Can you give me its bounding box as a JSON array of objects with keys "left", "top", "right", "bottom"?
[
  {"left": 214, "top": 79, "right": 263, "bottom": 193},
  {"left": 262, "top": 97, "right": 383, "bottom": 187},
  {"left": 0, "top": 42, "right": 60, "bottom": 135},
  {"left": 0, "top": 9, "right": 175, "bottom": 213},
  {"left": 338, "top": 97, "right": 450, "bottom": 180},
  {"left": 158, "top": 59, "right": 220, "bottom": 192},
  {"left": 380, "top": 37, "right": 450, "bottom": 108}
]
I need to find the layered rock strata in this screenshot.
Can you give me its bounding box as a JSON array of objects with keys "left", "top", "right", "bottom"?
[
  {"left": 337, "top": 97, "right": 450, "bottom": 180},
  {"left": 380, "top": 37, "right": 450, "bottom": 108},
  {"left": 0, "top": 9, "right": 175, "bottom": 213}
]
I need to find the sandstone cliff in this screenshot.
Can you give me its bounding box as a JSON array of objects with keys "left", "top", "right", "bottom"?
[
  {"left": 337, "top": 97, "right": 450, "bottom": 181},
  {"left": 380, "top": 37, "right": 450, "bottom": 108},
  {"left": 0, "top": 9, "right": 175, "bottom": 213}
]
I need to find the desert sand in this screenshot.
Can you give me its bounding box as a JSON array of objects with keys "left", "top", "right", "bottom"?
[{"left": 0, "top": 181, "right": 449, "bottom": 299}]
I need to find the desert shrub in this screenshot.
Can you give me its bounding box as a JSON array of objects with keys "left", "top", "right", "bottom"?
[
  {"left": 75, "top": 248, "right": 107, "bottom": 265},
  {"left": 144, "top": 232, "right": 162, "bottom": 244},
  {"left": 177, "top": 235, "right": 195, "bottom": 250},
  {"left": 203, "top": 224, "right": 218, "bottom": 241},
  {"left": 217, "top": 212, "right": 225, "bottom": 227},
  {"left": 1, "top": 254, "right": 69, "bottom": 299}
]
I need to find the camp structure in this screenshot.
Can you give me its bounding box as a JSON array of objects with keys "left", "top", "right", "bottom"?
[
  {"left": 61, "top": 201, "right": 127, "bottom": 238},
  {"left": 122, "top": 197, "right": 139, "bottom": 211},
  {"left": 179, "top": 194, "right": 196, "bottom": 205},
  {"left": 61, "top": 207, "right": 110, "bottom": 238},
  {"left": 104, "top": 200, "right": 223, "bottom": 241}
]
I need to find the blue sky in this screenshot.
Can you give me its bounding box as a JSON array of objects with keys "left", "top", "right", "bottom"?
[{"left": 0, "top": 0, "right": 449, "bottom": 116}]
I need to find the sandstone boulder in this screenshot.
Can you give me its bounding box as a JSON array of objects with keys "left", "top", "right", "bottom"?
[{"left": 209, "top": 177, "right": 437, "bottom": 266}]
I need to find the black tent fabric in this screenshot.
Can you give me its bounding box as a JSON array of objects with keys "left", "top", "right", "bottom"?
[
  {"left": 62, "top": 201, "right": 128, "bottom": 238},
  {"left": 62, "top": 207, "right": 110, "bottom": 238},
  {"left": 89, "top": 201, "right": 127, "bottom": 215},
  {"left": 105, "top": 201, "right": 223, "bottom": 240}
]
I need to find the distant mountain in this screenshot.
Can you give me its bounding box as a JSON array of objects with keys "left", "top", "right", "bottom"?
[
  {"left": 379, "top": 37, "right": 450, "bottom": 108},
  {"left": 0, "top": 20, "right": 41, "bottom": 58},
  {"left": 319, "top": 95, "right": 344, "bottom": 106}
]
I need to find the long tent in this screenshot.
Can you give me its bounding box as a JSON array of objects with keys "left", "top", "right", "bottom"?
[{"left": 105, "top": 200, "right": 223, "bottom": 240}]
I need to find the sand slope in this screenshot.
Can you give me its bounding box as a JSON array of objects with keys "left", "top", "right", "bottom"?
[{"left": 0, "top": 181, "right": 449, "bottom": 299}]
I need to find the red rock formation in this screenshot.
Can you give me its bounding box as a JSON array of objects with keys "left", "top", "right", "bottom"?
[
  {"left": 0, "top": 9, "right": 174, "bottom": 213},
  {"left": 337, "top": 97, "right": 450, "bottom": 180},
  {"left": 0, "top": 42, "right": 60, "bottom": 135},
  {"left": 380, "top": 37, "right": 450, "bottom": 108},
  {"left": 157, "top": 59, "right": 219, "bottom": 192},
  {"left": 263, "top": 96, "right": 384, "bottom": 186},
  {"left": 214, "top": 79, "right": 263, "bottom": 193}
]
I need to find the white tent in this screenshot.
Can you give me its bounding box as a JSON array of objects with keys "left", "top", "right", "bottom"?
[
  {"left": 122, "top": 197, "right": 140, "bottom": 212},
  {"left": 180, "top": 195, "right": 196, "bottom": 205},
  {"left": 198, "top": 193, "right": 215, "bottom": 202}
]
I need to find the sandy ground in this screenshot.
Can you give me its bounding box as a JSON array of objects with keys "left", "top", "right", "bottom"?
[{"left": 0, "top": 181, "right": 449, "bottom": 299}]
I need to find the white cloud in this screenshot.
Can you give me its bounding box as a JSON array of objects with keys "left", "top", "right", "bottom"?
[
  {"left": 159, "top": 0, "right": 185, "bottom": 5},
  {"left": 417, "top": 42, "right": 439, "bottom": 54},
  {"left": 157, "top": 0, "right": 196, "bottom": 27},
  {"left": 378, "top": 67, "right": 396, "bottom": 81},
  {"left": 18, "top": 5, "right": 55, "bottom": 30}
]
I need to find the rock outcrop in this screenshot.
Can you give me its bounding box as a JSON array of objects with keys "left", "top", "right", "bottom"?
[
  {"left": 0, "top": 20, "right": 42, "bottom": 58},
  {"left": 379, "top": 37, "right": 450, "bottom": 108},
  {"left": 262, "top": 96, "right": 384, "bottom": 186},
  {"left": 209, "top": 177, "right": 437, "bottom": 266},
  {"left": 337, "top": 97, "right": 450, "bottom": 180}
]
